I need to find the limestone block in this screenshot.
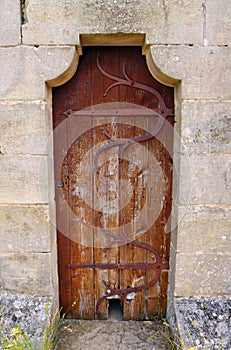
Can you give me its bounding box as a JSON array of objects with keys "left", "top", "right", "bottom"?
[
  {"left": 174, "top": 253, "right": 231, "bottom": 296},
  {"left": 0, "top": 102, "right": 49, "bottom": 155},
  {"left": 179, "top": 155, "right": 231, "bottom": 205},
  {"left": 206, "top": 0, "right": 231, "bottom": 45},
  {"left": 50, "top": 231, "right": 59, "bottom": 302},
  {"left": 0, "top": 155, "right": 49, "bottom": 204},
  {"left": 0, "top": 0, "right": 21, "bottom": 46},
  {"left": 150, "top": 46, "right": 231, "bottom": 100},
  {"left": 177, "top": 205, "right": 231, "bottom": 254},
  {"left": 0, "top": 252, "right": 53, "bottom": 295},
  {"left": 0, "top": 205, "right": 51, "bottom": 252},
  {"left": 22, "top": 0, "right": 203, "bottom": 45},
  {"left": 181, "top": 101, "right": 231, "bottom": 154},
  {"left": 168, "top": 243, "right": 177, "bottom": 298},
  {"left": 0, "top": 46, "right": 77, "bottom": 100}
]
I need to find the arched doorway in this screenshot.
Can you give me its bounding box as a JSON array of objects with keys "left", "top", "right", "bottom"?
[{"left": 53, "top": 47, "right": 174, "bottom": 320}]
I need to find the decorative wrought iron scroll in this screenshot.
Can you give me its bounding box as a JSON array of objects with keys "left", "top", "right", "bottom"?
[
  {"left": 65, "top": 54, "right": 173, "bottom": 316},
  {"left": 69, "top": 238, "right": 169, "bottom": 315},
  {"left": 96, "top": 53, "right": 173, "bottom": 118},
  {"left": 94, "top": 128, "right": 154, "bottom": 172}
]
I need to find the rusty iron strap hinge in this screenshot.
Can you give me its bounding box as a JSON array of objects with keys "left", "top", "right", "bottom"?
[
  {"left": 68, "top": 240, "right": 169, "bottom": 315},
  {"left": 69, "top": 261, "right": 168, "bottom": 271}
]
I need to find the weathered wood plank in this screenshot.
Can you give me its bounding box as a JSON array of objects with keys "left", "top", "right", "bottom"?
[{"left": 54, "top": 47, "right": 174, "bottom": 320}]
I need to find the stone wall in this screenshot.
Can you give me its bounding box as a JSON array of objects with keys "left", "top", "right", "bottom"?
[{"left": 0, "top": 0, "right": 230, "bottom": 346}]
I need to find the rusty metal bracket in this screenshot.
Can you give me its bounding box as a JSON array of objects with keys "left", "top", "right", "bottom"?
[
  {"left": 93, "top": 54, "right": 173, "bottom": 171},
  {"left": 96, "top": 53, "right": 174, "bottom": 118},
  {"left": 62, "top": 54, "right": 173, "bottom": 121},
  {"left": 63, "top": 54, "right": 173, "bottom": 174},
  {"left": 69, "top": 239, "right": 169, "bottom": 315},
  {"left": 93, "top": 128, "right": 154, "bottom": 172}
]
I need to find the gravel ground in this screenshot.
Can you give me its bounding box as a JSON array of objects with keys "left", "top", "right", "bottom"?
[{"left": 56, "top": 319, "right": 173, "bottom": 350}]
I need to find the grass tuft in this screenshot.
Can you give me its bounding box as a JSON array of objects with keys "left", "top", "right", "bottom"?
[{"left": 0, "top": 305, "right": 64, "bottom": 350}]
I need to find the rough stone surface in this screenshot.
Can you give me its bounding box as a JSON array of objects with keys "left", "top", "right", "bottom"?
[
  {"left": 206, "top": 0, "right": 231, "bottom": 46},
  {"left": 56, "top": 319, "right": 172, "bottom": 350},
  {"left": 0, "top": 288, "right": 52, "bottom": 344},
  {"left": 0, "top": 155, "right": 49, "bottom": 204},
  {"left": 22, "top": 0, "right": 203, "bottom": 45},
  {"left": 0, "top": 252, "right": 53, "bottom": 295},
  {"left": 0, "top": 46, "right": 77, "bottom": 100},
  {"left": 179, "top": 155, "right": 231, "bottom": 205},
  {"left": 151, "top": 46, "right": 231, "bottom": 100},
  {"left": 175, "top": 253, "right": 231, "bottom": 297},
  {"left": 176, "top": 205, "right": 231, "bottom": 254},
  {"left": 0, "top": 204, "right": 51, "bottom": 252},
  {"left": 0, "top": 0, "right": 21, "bottom": 46},
  {"left": 175, "top": 297, "right": 231, "bottom": 349},
  {"left": 181, "top": 101, "right": 231, "bottom": 154},
  {"left": 0, "top": 101, "right": 49, "bottom": 155}
]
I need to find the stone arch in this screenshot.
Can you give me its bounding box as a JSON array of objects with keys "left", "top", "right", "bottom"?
[
  {"left": 45, "top": 48, "right": 79, "bottom": 88},
  {"left": 45, "top": 34, "right": 181, "bottom": 89}
]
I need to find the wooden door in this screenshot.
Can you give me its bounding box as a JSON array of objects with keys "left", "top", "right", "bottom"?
[{"left": 53, "top": 47, "right": 174, "bottom": 320}]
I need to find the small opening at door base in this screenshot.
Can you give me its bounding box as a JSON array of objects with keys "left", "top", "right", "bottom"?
[{"left": 108, "top": 299, "right": 124, "bottom": 321}]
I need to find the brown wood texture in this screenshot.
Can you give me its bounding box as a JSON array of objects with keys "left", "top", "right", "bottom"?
[{"left": 53, "top": 47, "right": 174, "bottom": 320}]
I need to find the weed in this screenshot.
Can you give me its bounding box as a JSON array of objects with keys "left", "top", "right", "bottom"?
[
  {"left": 1, "top": 325, "right": 33, "bottom": 350},
  {"left": 150, "top": 320, "right": 195, "bottom": 350},
  {"left": 162, "top": 322, "right": 181, "bottom": 350},
  {"left": 150, "top": 335, "right": 158, "bottom": 340},
  {"left": 0, "top": 305, "right": 64, "bottom": 350}
]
